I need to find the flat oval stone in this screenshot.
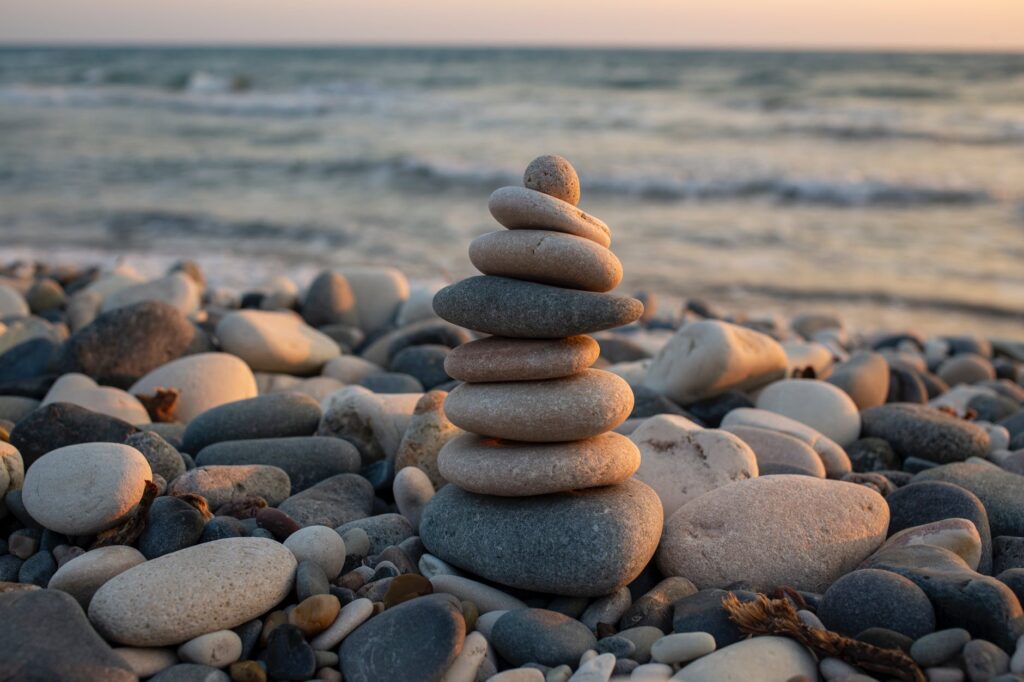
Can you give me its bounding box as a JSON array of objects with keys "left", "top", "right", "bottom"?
[
  {"left": 724, "top": 425, "right": 826, "bottom": 477},
  {"left": 444, "top": 369, "right": 633, "bottom": 442},
  {"left": 420, "top": 478, "right": 662, "bottom": 596},
  {"left": 818, "top": 568, "right": 936, "bottom": 639},
  {"left": 10, "top": 401, "right": 139, "bottom": 469},
  {"left": 167, "top": 464, "right": 291, "bottom": 509},
  {"left": 42, "top": 373, "right": 150, "bottom": 424},
  {"left": 491, "top": 608, "right": 597, "bottom": 667},
  {"left": 755, "top": 378, "right": 862, "bottom": 447},
  {"left": 182, "top": 393, "right": 322, "bottom": 454},
  {"left": 22, "top": 442, "right": 152, "bottom": 535},
  {"left": 469, "top": 230, "right": 622, "bottom": 292},
  {"left": 277, "top": 473, "right": 375, "bottom": 528},
  {"left": 658, "top": 475, "right": 889, "bottom": 593},
  {"left": 488, "top": 186, "right": 611, "bottom": 247},
  {"left": 130, "top": 353, "right": 258, "bottom": 424},
  {"left": 433, "top": 276, "right": 642, "bottom": 339},
  {"left": 88, "top": 537, "right": 297, "bottom": 646},
  {"left": 861, "top": 403, "right": 991, "bottom": 464},
  {"left": 438, "top": 431, "right": 640, "bottom": 496},
  {"left": 445, "top": 335, "right": 599, "bottom": 383},
  {"left": 216, "top": 310, "right": 340, "bottom": 375},
  {"left": 48, "top": 545, "right": 147, "bottom": 608},
  {"left": 675, "top": 636, "right": 818, "bottom": 682}
]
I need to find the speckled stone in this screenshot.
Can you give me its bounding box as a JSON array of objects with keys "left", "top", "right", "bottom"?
[
  {"left": 181, "top": 393, "right": 321, "bottom": 454},
  {"left": 48, "top": 545, "right": 147, "bottom": 608},
  {"left": 469, "top": 230, "right": 622, "bottom": 292},
  {"left": 433, "top": 276, "right": 642, "bottom": 339},
  {"left": 277, "top": 473, "right": 375, "bottom": 528},
  {"left": 914, "top": 461, "right": 1024, "bottom": 537},
  {"left": 394, "top": 390, "right": 463, "bottom": 489},
  {"left": 523, "top": 154, "right": 581, "bottom": 205},
  {"left": 167, "top": 464, "right": 291, "bottom": 509},
  {"left": 444, "top": 369, "right": 633, "bottom": 442},
  {"left": 861, "top": 403, "right": 991, "bottom": 464},
  {"left": 445, "top": 335, "right": 599, "bottom": 383},
  {"left": 818, "top": 569, "right": 935, "bottom": 639},
  {"left": 488, "top": 186, "right": 610, "bottom": 247},
  {"left": 195, "top": 436, "right": 360, "bottom": 494},
  {"left": 9, "top": 401, "right": 139, "bottom": 468},
  {"left": 491, "top": 608, "right": 597, "bottom": 667}
]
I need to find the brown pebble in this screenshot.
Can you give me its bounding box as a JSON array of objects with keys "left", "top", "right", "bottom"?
[
  {"left": 358, "top": 576, "right": 394, "bottom": 602},
  {"left": 260, "top": 610, "right": 288, "bottom": 646},
  {"left": 383, "top": 574, "right": 433, "bottom": 609},
  {"left": 523, "top": 154, "right": 580, "bottom": 205},
  {"left": 372, "top": 601, "right": 385, "bottom": 616},
  {"left": 461, "top": 600, "right": 479, "bottom": 631},
  {"left": 316, "top": 668, "right": 342, "bottom": 682},
  {"left": 289, "top": 594, "right": 341, "bottom": 637},
  {"left": 336, "top": 570, "right": 366, "bottom": 592},
  {"left": 256, "top": 508, "right": 300, "bottom": 539},
  {"left": 376, "top": 546, "right": 416, "bottom": 574},
  {"left": 229, "top": 660, "right": 267, "bottom": 682}
]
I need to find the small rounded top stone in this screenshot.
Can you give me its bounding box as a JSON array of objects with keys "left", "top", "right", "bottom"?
[{"left": 523, "top": 155, "right": 580, "bottom": 206}]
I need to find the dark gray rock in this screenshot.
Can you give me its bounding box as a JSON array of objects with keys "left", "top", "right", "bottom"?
[
  {"left": 598, "top": 337, "right": 650, "bottom": 364},
  {"left": 0, "top": 338, "right": 57, "bottom": 383},
  {"left": 420, "top": 478, "right": 662, "bottom": 596},
  {"left": 433, "top": 276, "right": 643, "bottom": 338},
  {"left": 629, "top": 385, "right": 692, "bottom": 420},
  {"left": 340, "top": 594, "right": 465, "bottom": 682},
  {"left": 195, "top": 436, "right": 359, "bottom": 494},
  {"left": 0, "top": 588, "right": 136, "bottom": 681},
  {"left": 0, "top": 555, "right": 22, "bottom": 581},
  {"left": 995, "top": 537, "right": 1024, "bottom": 574},
  {"left": 265, "top": 623, "right": 316, "bottom": 681},
  {"left": 861, "top": 544, "right": 1023, "bottom": 650},
  {"left": 198, "top": 516, "right": 243, "bottom": 543},
  {"left": 886, "top": 480, "right": 992, "bottom": 574},
  {"left": 915, "top": 461, "right": 1024, "bottom": 538},
  {"left": 18, "top": 550, "right": 56, "bottom": 587},
  {"left": 150, "top": 664, "right": 228, "bottom": 682},
  {"left": 359, "top": 372, "right": 424, "bottom": 394},
  {"left": 684, "top": 391, "right": 753, "bottom": 428},
  {"left": 886, "top": 366, "right": 929, "bottom": 404},
  {"left": 999, "top": 569, "right": 1024, "bottom": 612},
  {"left": 295, "top": 560, "right": 330, "bottom": 601},
  {"left": 9, "top": 402, "right": 138, "bottom": 468},
  {"left": 847, "top": 437, "right": 900, "bottom": 472},
  {"left": 181, "top": 393, "right": 322, "bottom": 454},
  {"left": 491, "top": 608, "right": 596, "bottom": 667},
  {"left": 970, "top": 394, "right": 1020, "bottom": 423},
  {"left": 964, "top": 639, "right": 1011, "bottom": 681},
  {"left": 818, "top": 568, "right": 935, "bottom": 639},
  {"left": 389, "top": 345, "right": 451, "bottom": 390},
  {"left": 855, "top": 627, "right": 913, "bottom": 653},
  {"left": 56, "top": 300, "right": 198, "bottom": 389},
  {"left": 302, "top": 271, "right": 357, "bottom": 328},
  {"left": 335, "top": 514, "right": 413, "bottom": 555},
  {"left": 124, "top": 430, "right": 186, "bottom": 482},
  {"left": 136, "top": 496, "right": 206, "bottom": 559},
  {"left": 277, "top": 473, "right": 374, "bottom": 528},
  {"left": 910, "top": 628, "right": 971, "bottom": 667},
  {"left": 618, "top": 576, "right": 697, "bottom": 632},
  {"left": 672, "top": 589, "right": 758, "bottom": 646},
  {"left": 861, "top": 403, "right": 990, "bottom": 464}
]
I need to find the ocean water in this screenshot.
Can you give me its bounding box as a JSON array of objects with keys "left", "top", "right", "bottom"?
[{"left": 1, "top": 47, "right": 1022, "bottom": 335}]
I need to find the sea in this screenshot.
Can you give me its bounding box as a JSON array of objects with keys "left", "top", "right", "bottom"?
[{"left": 1, "top": 47, "right": 1022, "bottom": 335}]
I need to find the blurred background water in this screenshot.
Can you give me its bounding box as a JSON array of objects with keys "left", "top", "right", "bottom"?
[{"left": 1, "top": 47, "right": 1022, "bottom": 334}]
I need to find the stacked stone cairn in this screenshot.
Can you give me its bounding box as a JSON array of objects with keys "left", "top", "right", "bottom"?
[{"left": 420, "top": 155, "right": 664, "bottom": 597}]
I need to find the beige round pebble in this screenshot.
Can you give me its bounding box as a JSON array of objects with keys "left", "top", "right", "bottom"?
[
  {"left": 22, "top": 443, "right": 152, "bottom": 536},
  {"left": 444, "top": 335, "right": 599, "bottom": 383},
  {"left": 650, "top": 632, "right": 716, "bottom": 664},
  {"left": 283, "top": 525, "right": 347, "bottom": 580},
  {"left": 393, "top": 465, "right": 434, "bottom": 530},
  {"left": 309, "top": 597, "right": 374, "bottom": 650},
  {"left": 43, "top": 373, "right": 151, "bottom": 424},
  {"left": 216, "top": 309, "right": 341, "bottom": 375},
  {"left": 167, "top": 464, "right": 291, "bottom": 509},
  {"left": 523, "top": 154, "right": 580, "bottom": 205},
  {"left": 48, "top": 545, "right": 147, "bottom": 608},
  {"left": 469, "top": 230, "right": 621, "bottom": 292},
  {"left": 395, "top": 390, "right": 462, "bottom": 488},
  {"left": 444, "top": 368, "right": 632, "bottom": 442},
  {"left": 112, "top": 647, "right": 178, "bottom": 678},
  {"left": 438, "top": 432, "right": 639, "bottom": 496},
  {"left": 178, "top": 630, "right": 242, "bottom": 668},
  {"left": 89, "top": 537, "right": 297, "bottom": 646},
  {"left": 755, "top": 378, "right": 862, "bottom": 447},
  {"left": 129, "top": 352, "right": 258, "bottom": 423},
  {"left": 488, "top": 186, "right": 611, "bottom": 247}
]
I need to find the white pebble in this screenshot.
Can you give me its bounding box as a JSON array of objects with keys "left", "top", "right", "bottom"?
[
  {"left": 177, "top": 630, "right": 241, "bottom": 668},
  {"left": 820, "top": 656, "right": 861, "bottom": 680},
  {"left": 441, "top": 631, "right": 489, "bottom": 682},
  {"left": 650, "top": 632, "right": 716, "bottom": 664},
  {"left": 569, "top": 652, "right": 615, "bottom": 682},
  {"left": 487, "top": 669, "right": 544, "bottom": 682},
  {"left": 284, "top": 525, "right": 346, "bottom": 580},
  {"left": 797, "top": 609, "right": 825, "bottom": 630},
  {"left": 310, "top": 597, "right": 374, "bottom": 650},
  {"left": 393, "top": 466, "right": 435, "bottom": 531},
  {"left": 630, "top": 663, "right": 673, "bottom": 680}
]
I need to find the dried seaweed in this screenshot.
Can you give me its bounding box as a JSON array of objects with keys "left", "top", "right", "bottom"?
[
  {"left": 91, "top": 480, "right": 159, "bottom": 549},
  {"left": 136, "top": 387, "right": 180, "bottom": 423}
]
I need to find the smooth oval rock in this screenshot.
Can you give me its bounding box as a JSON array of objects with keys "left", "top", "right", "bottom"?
[
  {"left": 724, "top": 425, "right": 826, "bottom": 477},
  {"left": 9, "top": 401, "right": 139, "bottom": 469},
  {"left": 444, "top": 369, "right": 633, "bottom": 442},
  {"left": 22, "top": 442, "right": 152, "bottom": 535},
  {"left": 860, "top": 403, "right": 990, "bottom": 464},
  {"left": 195, "top": 436, "right": 359, "bottom": 494},
  {"left": 818, "top": 568, "right": 936, "bottom": 639},
  {"left": 433, "top": 276, "right": 642, "bottom": 339},
  {"left": 216, "top": 310, "right": 340, "bottom": 375},
  {"left": 48, "top": 545, "right": 147, "bottom": 608},
  {"left": 445, "top": 335, "right": 599, "bottom": 383},
  {"left": 420, "top": 478, "right": 662, "bottom": 596},
  {"left": 630, "top": 415, "right": 758, "bottom": 518},
  {"left": 491, "top": 608, "right": 597, "bottom": 667},
  {"left": 675, "top": 636, "right": 818, "bottom": 682},
  {"left": 643, "top": 320, "right": 788, "bottom": 404},
  {"left": 488, "top": 186, "right": 611, "bottom": 247},
  {"left": 720, "top": 407, "right": 851, "bottom": 477},
  {"left": 438, "top": 431, "right": 639, "bottom": 496},
  {"left": 167, "top": 464, "right": 291, "bottom": 509},
  {"left": 915, "top": 460, "right": 1024, "bottom": 537},
  {"left": 469, "top": 230, "right": 622, "bottom": 292},
  {"left": 658, "top": 475, "right": 889, "bottom": 592},
  {"left": 130, "top": 353, "right": 258, "bottom": 424},
  {"left": 278, "top": 473, "right": 375, "bottom": 528},
  {"left": 43, "top": 373, "right": 151, "bottom": 424},
  {"left": 523, "top": 154, "right": 580, "bottom": 205},
  {"left": 101, "top": 273, "right": 201, "bottom": 316},
  {"left": 394, "top": 390, "right": 463, "bottom": 488},
  {"left": 826, "top": 351, "right": 890, "bottom": 410},
  {"left": 283, "top": 525, "right": 346, "bottom": 581},
  {"left": 182, "top": 393, "right": 321, "bottom": 454},
  {"left": 88, "top": 537, "right": 297, "bottom": 646},
  {"left": 755, "top": 378, "right": 862, "bottom": 446}
]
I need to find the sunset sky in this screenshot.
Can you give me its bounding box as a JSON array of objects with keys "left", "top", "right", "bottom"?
[{"left": 1, "top": 0, "right": 1022, "bottom": 51}]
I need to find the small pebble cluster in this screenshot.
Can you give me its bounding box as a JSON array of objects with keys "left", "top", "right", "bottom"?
[{"left": 0, "top": 155, "right": 1023, "bottom": 682}]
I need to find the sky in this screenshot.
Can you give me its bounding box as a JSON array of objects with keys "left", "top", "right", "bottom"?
[{"left": 1, "top": 0, "right": 1023, "bottom": 51}]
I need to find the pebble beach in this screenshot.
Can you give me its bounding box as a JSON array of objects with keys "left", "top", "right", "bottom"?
[{"left": 1, "top": 153, "right": 1024, "bottom": 682}]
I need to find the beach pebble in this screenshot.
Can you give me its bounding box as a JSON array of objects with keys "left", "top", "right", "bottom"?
[
  {"left": 130, "top": 352, "right": 258, "bottom": 423},
  {"left": 334, "top": 513, "right": 413, "bottom": 554},
  {"left": 277, "top": 473, "right": 374, "bottom": 528},
  {"left": 182, "top": 393, "right": 321, "bottom": 454},
  {"left": 491, "top": 608, "right": 596, "bottom": 667},
  {"left": 724, "top": 424, "right": 826, "bottom": 477},
  {"left": 178, "top": 630, "right": 242, "bottom": 668},
  {"left": 658, "top": 475, "right": 888, "bottom": 592},
  {"left": 846, "top": 437, "right": 899, "bottom": 472},
  {"left": 0, "top": 588, "right": 136, "bottom": 681},
  {"left": 216, "top": 310, "right": 340, "bottom": 375},
  {"left": 963, "top": 639, "right": 1010, "bottom": 681},
  {"left": 302, "top": 270, "right": 358, "bottom": 328},
  {"left": 289, "top": 594, "right": 341, "bottom": 636},
  {"left": 195, "top": 436, "right": 359, "bottom": 494},
  {"left": 618, "top": 577, "right": 696, "bottom": 633},
  {"left": 581, "top": 586, "right": 632, "bottom": 632},
  {"left": 167, "top": 464, "right": 291, "bottom": 508},
  {"left": 755, "top": 378, "right": 861, "bottom": 446},
  {"left": 470, "top": 230, "right": 621, "bottom": 293},
  {"left": 650, "top": 632, "right": 716, "bottom": 664},
  {"left": 720, "top": 407, "right": 852, "bottom": 477},
  {"left": 22, "top": 442, "right": 151, "bottom": 535},
  {"left": 393, "top": 465, "right": 434, "bottom": 529},
  {"left": 430, "top": 574, "right": 526, "bottom": 612},
  {"left": 674, "top": 636, "right": 818, "bottom": 682},
  {"left": 420, "top": 478, "right": 662, "bottom": 596},
  {"left": 101, "top": 273, "right": 201, "bottom": 316},
  {"left": 125, "top": 430, "right": 186, "bottom": 482},
  {"left": 334, "top": 265, "right": 409, "bottom": 335},
  {"left": 0, "top": 337, "right": 58, "bottom": 385},
  {"left": 915, "top": 460, "right": 1024, "bottom": 536},
  {"left": 643, "top": 320, "right": 787, "bottom": 404},
  {"left": 0, "top": 440, "right": 24, "bottom": 499},
  {"left": 884, "top": 518, "right": 983, "bottom": 570},
  {"left": 826, "top": 351, "right": 890, "bottom": 409},
  {"left": 911, "top": 628, "right": 972, "bottom": 667},
  {"left": 523, "top": 154, "right": 580, "bottom": 205},
  {"left": 264, "top": 624, "right": 316, "bottom": 681},
  {"left": 150, "top": 663, "right": 229, "bottom": 681},
  {"left": 433, "top": 276, "right": 641, "bottom": 338},
  {"left": 444, "top": 369, "right": 632, "bottom": 441},
  {"left": 570, "top": 651, "right": 615, "bottom": 681},
  {"left": 0, "top": 395, "right": 39, "bottom": 423},
  {"left": 42, "top": 372, "right": 150, "bottom": 424},
  {"left": 9, "top": 401, "right": 139, "bottom": 468},
  {"left": 318, "top": 386, "right": 420, "bottom": 464},
  {"left": 0, "top": 284, "right": 30, "bottom": 317},
  {"left": 136, "top": 495, "right": 207, "bottom": 559},
  {"left": 445, "top": 335, "right": 599, "bottom": 383},
  {"left": 396, "top": 283, "right": 443, "bottom": 327},
  {"left": 439, "top": 630, "right": 488, "bottom": 682},
  {"left": 88, "top": 537, "right": 297, "bottom": 646},
  {"left": 389, "top": 345, "right": 451, "bottom": 390},
  {"left": 321, "top": 355, "right": 382, "bottom": 384},
  {"left": 340, "top": 594, "right": 465, "bottom": 682},
  {"left": 283, "top": 525, "right": 346, "bottom": 580},
  {"left": 393, "top": 390, "right": 463, "bottom": 488},
  {"left": 309, "top": 597, "right": 373, "bottom": 650},
  {"left": 488, "top": 186, "right": 610, "bottom": 247},
  {"left": 112, "top": 647, "right": 178, "bottom": 678},
  {"left": 630, "top": 415, "right": 758, "bottom": 517},
  {"left": 818, "top": 568, "right": 935, "bottom": 639},
  {"left": 861, "top": 403, "right": 991, "bottom": 464},
  {"left": 438, "top": 431, "right": 639, "bottom": 496},
  {"left": 938, "top": 353, "right": 996, "bottom": 386}
]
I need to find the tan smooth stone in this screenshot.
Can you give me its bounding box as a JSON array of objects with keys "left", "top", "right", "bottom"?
[
  {"left": 216, "top": 309, "right": 340, "bottom": 375},
  {"left": 112, "top": 647, "right": 178, "bottom": 677},
  {"left": 444, "top": 369, "right": 633, "bottom": 442},
  {"left": 48, "top": 545, "right": 147, "bottom": 609},
  {"left": 395, "top": 390, "right": 464, "bottom": 488},
  {"left": 523, "top": 154, "right": 580, "bottom": 205},
  {"left": 469, "top": 230, "right": 622, "bottom": 293},
  {"left": 445, "top": 336, "right": 599, "bottom": 383},
  {"left": 289, "top": 594, "right": 341, "bottom": 637},
  {"left": 438, "top": 432, "right": 639, "bottom": 496},
  {"left": 488, "top": 186, "right": 611, "bottom": 247},
  {"left": 129, "top": 352, "right": 258, "bottom": 423},
  {"left": 309, "top": 597, "right": 374, "bottom": 650}
]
